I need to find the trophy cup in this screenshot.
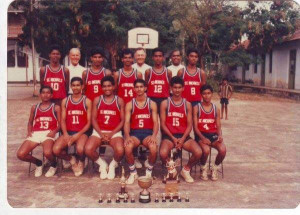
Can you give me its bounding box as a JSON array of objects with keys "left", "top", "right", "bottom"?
[
  {"left": 119, "top": 166, "right": 127, "bottom": 199},
  {"left": 163, "top": 149, "right": 180, "bottom": 199},
  {"left": 137, "top": 176, "right": 153, "bottom": 203}
]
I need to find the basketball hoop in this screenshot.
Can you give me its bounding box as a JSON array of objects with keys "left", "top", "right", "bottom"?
[
  {"left": 137, "top": 34, "right": 149, "bottom": 47},
  {"left": 128, "top": 27, "right": 158, "bottom": 49}
]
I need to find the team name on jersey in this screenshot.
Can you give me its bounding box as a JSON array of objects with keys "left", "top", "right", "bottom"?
[
  {"left": 198, "top": 119, "right": 215, "bottom": 123},
  {"left": 36, "top": 117, "right": 53, "bottom": 122},
  {"left": 168, "top": 112, "right": 184, "bottom": 118},
  {"left": 100, "top": 110, "right": 116, "bottom": 115},
  {"left": 150, "top": 80, "right": 165, "bottom": 85},
  {"left": 87, "top": 80, "right": 101, "bottom": 85},
  {"left": 121, "top": 83, "right": 134, "bottom": 87},
  {"left": 46, "top": 78, "right": 63, "bottom": 82},
  {"left": 184, "top": 81, "right": 201, "bottom": 86},
  {"left": 134, "top": 114, "right": 151, "bottom": 119},
  {"left": 68, "top": 110, "right": 84, "bottom": 115}
]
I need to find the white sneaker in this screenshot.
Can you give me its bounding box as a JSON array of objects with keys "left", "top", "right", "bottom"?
[
  {"left": 74, "top": 161, "right": 84, "bottom": 177},
  {"left": 107, "top": 159, "right": 118, "bottom": 180},
  {"left": 126, "top": 172, "right": 138, "bottom": 185},
  {"left": 180, "top": 168, "right": 194, "bottom": 183},
  {"left": 62, "top": 159, "right": 71, "bottom": 169},
  {"left": 200, "top": 163, "right": 209, "bottom": 181},
  {"left": 45, "top": 166, "right": 57, "bottom": 177},
  {"left": 144, "top": 159, "right": 150, "bottom": 168},
  {"left": 34, "top": 164, "right": 43, "bottom": 177},
  {"left": 134, "top": 158, "right": 142, "bottom": 169},
  {"left": 145, "top": 169, "right": 152, "bottom": 178},
  {"left": 96, "top": 157, "right": 108, "bottom": 179},
  {"left": 211, "top": 164, "right": 220, "bottom": 181}
]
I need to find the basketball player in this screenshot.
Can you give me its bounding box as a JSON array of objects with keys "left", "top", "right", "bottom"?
[
  {"left": 40, "top": 45, "right": 70, "bottom": 106},
  {"left": 145, "top": 48, "right": 172, "bottom": 112},
  {"left": 82, "top": 47, "right": 112, "bottom": 101},
  {"left": 160, "top": 76, "right": 202, "bottom": 183},
  {"left": 177, "top": 48, "right": 206, "bottom": 107},
  {"left": 85, "top": 76, "right": 125, "bottom": 180},
  {"left": 53, "top": 77, "right": 92, "bottom": 176},
  {"left": 193, "top": 84, "right": 226, "bottom": 181},
  {"left": 17, "top": 86, "right": 61, "bottom": 177},
  {"left": 124, "top": 79, "right": 159, "bottom": 184},
  {"left": 114, "top": 49, "right": 143, "bottom": 105}
]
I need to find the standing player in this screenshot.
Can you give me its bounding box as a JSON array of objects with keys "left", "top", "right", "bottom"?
[
  {"left": 114, "top": 49, "right": 143, "bottom": 105},
  {"left": 53, "top": 77, "right": 92, "bottom": 176},
  {"left": 17, "top": 86, "right": 61, "bottom": 177},
  {"left": 85, "top": 76, "right": 125, "bottom": 180},
  {"left": 218, "top": 78, "right": 233, "bottom": 120},
  {"left": 193, "top": 84, "right": 226, "bottom": 181},
  {"left": 160, "top": 76, "right": 202, "bottom": 183},
  {"left": 177, "top": 48, "right": 206, "bottom": 107},
  {"left": 167, "top": 49, "right": 184, "bottom": 77},
  {"left": 145, "top": 48, "right": 172, "bottom": 112},
  {"left": 124, "top": 79, "right": 159, "bottom": 184},
  {"left": 132, "top": 47, "right": 151, "bottom": 79},
  {"left": 82, "top": 47, "right": 112, "bottom": 102},
  {"left": 40, "top": 45, "right": 70, "bottom": 106}
]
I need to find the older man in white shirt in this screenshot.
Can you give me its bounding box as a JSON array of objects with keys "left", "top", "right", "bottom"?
[
  {"left": 67, "top": 48, "right": 86, "bottom": 94},
  {"left": 132, "top": 47, "right": 151, "bottom": 79},
  {"left": 167, "top": 49, "right": 185, "bottom": 77}
]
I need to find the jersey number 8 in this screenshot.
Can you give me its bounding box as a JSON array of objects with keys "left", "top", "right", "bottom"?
[{"left": 94, "top": 85, "right": 99, "bottom": 93}]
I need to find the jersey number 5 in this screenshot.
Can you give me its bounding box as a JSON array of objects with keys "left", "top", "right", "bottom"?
[{"left": 139, "top": 119, "right": 144, "bottom": 128}]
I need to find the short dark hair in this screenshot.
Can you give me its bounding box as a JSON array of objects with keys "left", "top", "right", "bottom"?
[
  {"left": 49, "top": 45, "right": 61, "bottom": 54},
  {"left": 101, "top": 75, "right": 115, "bottom": 86},
  {"left": 200, "top": 84, "right": 214, "bottom": 94},
  {"left": 40, "top": 85, "right": 53, "bottom": 94},
  {"left": 71, "top": 77, "right": 83, "bottom": 85},
  {"left": 90, "top": 47, "right": 105, "bottom": 58},
  {"left": 170, "top": 76, "right": 184, "bottom": 87},
  {"left": 186, "top": 48, "right": 199, "bottom": 57},
  {"left": 134, "top": 79, "right": 147, "bottom": 87},
  {"left": 170, "top": 49, "right": 182, "bottom": 57},
  {"left": 121, "top": 48, "right": 134, "bottom": 58},
  {"left": 152, "top": 48, "right": 164, "bottom": 56}
]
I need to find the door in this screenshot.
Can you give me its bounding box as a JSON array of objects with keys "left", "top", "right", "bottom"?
[
  {"left": 261, "top": 54, "right": 266, "bottom": 86},
  {"left": 288, "top": 50, "right": 296, "bottom": 89}
]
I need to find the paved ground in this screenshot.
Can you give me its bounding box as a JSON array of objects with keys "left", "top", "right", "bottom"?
[{"left": 6, "top": 84, "right": 300, "bottom": 208}]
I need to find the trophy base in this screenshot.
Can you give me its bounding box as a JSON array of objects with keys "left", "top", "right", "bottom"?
[{"left": 139, "top": 192, "right": 151, "bottom": 203}]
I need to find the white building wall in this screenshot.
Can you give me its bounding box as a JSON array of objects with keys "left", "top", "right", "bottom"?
[{"left": 294, "top": 41, "right": 300, "bottom": 90}]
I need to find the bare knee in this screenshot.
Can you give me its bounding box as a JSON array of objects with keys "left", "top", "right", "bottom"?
[
  {"left": 201, "top": 145, "right": 210, "bottom": 157},
  {"left": 114, "top": 146, "right": 124, "bottom": 156},
  {"left": 159, "top": 148, "right": 169, "bottom": 160},
  {"left": 52, "top": 144, "right": 62, "bottom": 156},
  {"left": 76, "top": 145, "right": 85, "bottom": 156},
  {"left": 43, "top": 150, "right": 53, "bottom": 159},
  {"left": 148, "top": 144, "right": 157, "bottom": 155},
  {"left": 193, "top": 148, "right": 202, "bottom": 159},
  {"left": 218, "top": 144, "right": 226, "bottom": 157},
  {"left": 17, "top": 149, "right": 27, "bottom": 161},
  {"left": 84, "top": 144, "right": 94, "bottom": 157}
]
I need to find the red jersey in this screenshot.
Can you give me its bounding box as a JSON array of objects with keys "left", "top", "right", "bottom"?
[
  {"left": 165, "top": 97, "right": 187, "bottom": 134},
  {"left": 130, "top": 98, "right": 153, "bottom": 130},
  {"left": 182, "top": 67, "right": 202, "bottom": 102},
  {"left": 117, "top": 69, "right": 137, "bottom": 104},
  {"left": 97, "top": 95, "right": 121, "bottom": 131},
  {"left": 147, "top": 67, "right": 170, "bottom": 98},
  {"left": 43, "top": 65, "right": 67, "bottom": 99},
  {"left": 85, "top": 67, "right": 106, "bottom": 101},
  {"left": 65, "top": 95, "right": 88, "bottom": 132},
  {"left": 32, "top": 103, "right": 58, "bottom": 132},
  {"left": 197, "top": 103, "right": 217, "bottom": 133}
]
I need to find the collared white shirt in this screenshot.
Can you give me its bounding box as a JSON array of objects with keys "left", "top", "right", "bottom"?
[
  {"left": 167, "top": 64, "right": 185, "bottom": 77},
  {"left": 132, "top": 63, "right": 151, "bottom": 79},
  {"left": 67, "top": 64, "right": 86, "bottom": 93}
]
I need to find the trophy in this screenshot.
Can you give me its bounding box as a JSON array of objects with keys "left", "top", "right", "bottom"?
[
  {"left": 119, "top": 166, "right": 127, "bottom": 199},
  {"left": 163, "top": 149, "right": 180, "bottom": 199},
  {"left": 137, "top": 176, "right": 153, "bottom": 203}
]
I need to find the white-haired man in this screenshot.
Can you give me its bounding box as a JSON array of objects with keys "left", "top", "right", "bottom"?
[
  {"left": 67, "top": 48, "right": 86, "bottom": 94},
  {"left": 132, "top": 47, "right": 151, "bottom": 79}
]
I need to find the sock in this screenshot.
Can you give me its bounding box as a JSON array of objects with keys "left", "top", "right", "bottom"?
[
  {"left": 35, "top": 159, "right": 42, "bottom": 167},
  {"left": 129, "top": 164, "right": 136, "bottom": 173},
  {"left": 183, "top": 165, "right": 190, "bottom": 172}
]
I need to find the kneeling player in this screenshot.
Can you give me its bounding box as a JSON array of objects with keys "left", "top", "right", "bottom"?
[
  {"left": 193, "top": 84, "right": 226, "bottom": 181},
  {"left": 124, "top": 79, "right": 159, "bottom": 184},
  {"left": 160, "top": 76, "right": 202, "bottom": 183},
  {"left": 53, "top": 77, "right": 92, "bottom": 176},
  {"left": 17, "top": 86, "right": 61, "bottom": 177},
  {"left": 85, "top": 76, "right": 125, "bottom": 180}
]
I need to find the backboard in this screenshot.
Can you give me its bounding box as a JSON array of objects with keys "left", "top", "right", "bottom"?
[{"left": 128, "top": 27, "right": 159, "bottom": 49}]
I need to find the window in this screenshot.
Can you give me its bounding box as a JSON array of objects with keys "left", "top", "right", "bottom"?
[
  {"left": 7, "top": 49, "right": 15, "bottom": 67},
  {"left": 17, "top": 48, "right": 27, "bottom": 67},
  {"left": 269, "top": 51, "right": 272, "bottom": 73}
]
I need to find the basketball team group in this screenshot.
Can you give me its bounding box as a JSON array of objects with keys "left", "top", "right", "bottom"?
[{"left": 17, "top": 46, "right": 233, "bottom": 184}]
